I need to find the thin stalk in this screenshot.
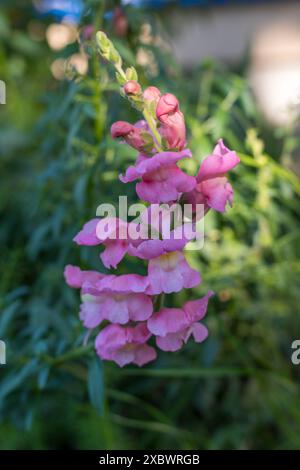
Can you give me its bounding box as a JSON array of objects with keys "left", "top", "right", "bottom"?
[
  {"left": 143, "top": 108, "right": 163, "bottom": 152},
  {"left": 154, "top": 292, "right": 165, "bottom": 311}
]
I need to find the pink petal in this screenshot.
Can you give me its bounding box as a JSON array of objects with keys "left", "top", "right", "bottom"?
[
  {"left": 73, "top": 218, "right": 100, "bottom": 245},
  {"left": 131, "top": 322, "right": 152, "bottom": 343},
  {"left": 80, "top": 298, "right": 104, "bottom": 328},
  {"left": 95, "top": 217, "right": 128, "bottom": 241},
  {"left": 197, "top": 140, "right": 240, "bottom": 182},
  {"left": 64, "top": 265, "right": 83, "bottom": 288},
  {"left": 95, "top": 273, "right": 149, "bottom": 294},
  {"left": 162, "top": 223, "right": 197, "bottom": 251},
  {"left": 119, "top": 165, "right": 140, "bottom": 183},
  {"left": 126, "top": 294, "right": 153, "bottom": 321},
  {"left": 178, "top": 253, "right": 201, "bottom": 289},
  {"left": 156, "top": 332, "right": 184, "bottom": 352},
  {"left": 110, "top": 349, "right": 136, "bottom": 367},
  {"left": 111, "top": 121, "right": 147, "bottom": 152},
  {"left": 134, "top": 119, "right": 150, "bottom": 131},
  {"left": 156, "top": 93, "right": 186, "bottom": 150},
  {"left": 136, "top": 178, "right": 179, "bottom": 204},
  {"left": 147, "top": 307, "right": 187, "bottom": 336},
  {"left": 191, "top": 323, "right": 209, "bottom": 343},
  {"left": 95, "top": 323, "right": 155, "bottom": 367},
  {"left": 64, "top": 265, "right": 104, "bottom": 289},
  {"left": 128, "top": 239, "right": 165, "bottom": 260},
  {"left": 102, "top": 296, "right": 129, "bottom": 324},
  {"left": 141, "top": 205, "right": 173, "bottom": 237},
  {"left": 137, "top": 167, "right": 196, "bottom": 204},
  {"left": 147, "top": 259, "right": 185, "bottom": 294},
  {"left": 183, "top": 291, "right": 214, "bottom": 322},
  {"left": 128, "top": 210, "right": 196, "bottom": 260},
  {"left": 147, "top": 252, "right": 201, "bottom": 295},
  {"left": 159, "top": 115, "right": 186, "bottom": 151},
  {"left": 95, "top": 324, "right": 127, "bottom": 354},
  {"left": 156, "top": 93, "right": 179, "bottom": 121},
  {"left": 133, "top": 344, "right": 157, "bottom": 366},
  {"left": 100, "top": 240, "right": 129, "bottom": 269},
  {"left": 198, "top": 177, "right": 233, "bottom": 212},
  {"left": 172, "top": 170, "right": 196, "bottom": 193},
  {"left": 120, "top": 149, "right": 192, "bottom": 183},
  {"left": 182, "top": 187, "right": 210, "bottom": 218},
  {"left": 143, "top": 86, "right": 161, "bottom": 103}
]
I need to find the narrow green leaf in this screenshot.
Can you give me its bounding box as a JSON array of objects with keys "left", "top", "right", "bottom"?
[{"left": 87, "top": 357, "right": 104, "bottom": 415}]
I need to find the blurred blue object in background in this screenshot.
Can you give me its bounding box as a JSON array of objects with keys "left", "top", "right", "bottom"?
[
  {"left": 33, "top": 0, "right": 83, "bottom": 23},
  {"left": 122, "top": 0, "right": 282, "bottom": 7}
]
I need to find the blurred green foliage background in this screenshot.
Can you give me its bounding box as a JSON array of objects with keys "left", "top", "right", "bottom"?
[{"left": 1, "top": 0, "right": 300, "bottom": 450}]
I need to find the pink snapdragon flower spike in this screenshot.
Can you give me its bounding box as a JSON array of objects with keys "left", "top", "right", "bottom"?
[
  {"left": 119, "top": 149, "right": 196, "bottom": 203},
  {"left": 95, "top": 323, "right": 156, "bottom": 367},
  {"left": 65, "top": 38, "right": 239, "bottom": 366},
  {"left": 156, "top": 93, "right": 186, "bottom": 151},
  {"left": 185, "top": 140, "right": 240, "bottom": 213},
  {"left": 148, "top": 291, "right": 214, "bottom": 351},
  {"left": 147, "top": 251, "right": 201, "bottom": 295}
]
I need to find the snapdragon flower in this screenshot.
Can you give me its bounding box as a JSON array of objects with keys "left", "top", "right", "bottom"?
[
  {"left": 184, "top": 139, "right": 240, "bottom": 213},
  {"left": 95, "top": 323, "right": 156, "bottom": 367},
  {"left": 64, "top": 33, "right": 240, "bottom": 367},
  {"left": 119, "top": 149, "right": 196, "bottom": 203},
  {"left": 74, "top": 217, "right": 130, "bottom": 269},
  {"left": 156, "top": 93, "right": 186, "bottom": 151},
  {"left": 148, "top": 291, "right": 214, "bottom": 351}
]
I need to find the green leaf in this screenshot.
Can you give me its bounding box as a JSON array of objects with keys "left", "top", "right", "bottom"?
[
  {"left": 37, "top": 366, "right": 50, "bottom": 390},
  {"left": 0, "top": 359, "right": 38, "bottom": 404},
  {"left": 87, "top": 357, "right": 104, "bottom": 415}
]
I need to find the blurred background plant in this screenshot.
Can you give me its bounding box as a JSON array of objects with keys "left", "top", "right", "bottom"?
[{"left": 0, "top": 0, "right": 300, "bottom": 450}]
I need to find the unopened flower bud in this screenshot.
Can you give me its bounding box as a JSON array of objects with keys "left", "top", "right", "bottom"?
[
  {"left": 143, "top": 86, "right": 161, "bottom": 104},
  {"left": 124, "top": 80, "right": 141, "bottom": 96},
  {"left": 156, "top": 93, "right": 186, "bottom": 151},
  {"left": 96, "top": 31, "right": 110, "bottom": 54},
  {"left": 156, "top": 93, "right": 179, "bottom": 122},
  {"left": 111, "top": 121, "right": 133, "bottom": 139},
  {"left": 111, "top": 121, "right": 153, "bottom": 152},
  {"left": 125, "top": 66, "right": 138, "bottom": 82},
  {"left": 96, "top": 31, "right": 121, "bottom": 65}
]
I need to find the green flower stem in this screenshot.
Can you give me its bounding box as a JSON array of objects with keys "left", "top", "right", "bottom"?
[
  {"left": 41, "top": 344, "right": 94, "bottom": 367},
  {"left": 154, "top": 293, "right": 165, "bottom": 312},
  {"left": 115, "top": 62, "right": 127, "bottom": 81},
  {"left": 143, "top": 108, "right": 163, "bottom": 152}
]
